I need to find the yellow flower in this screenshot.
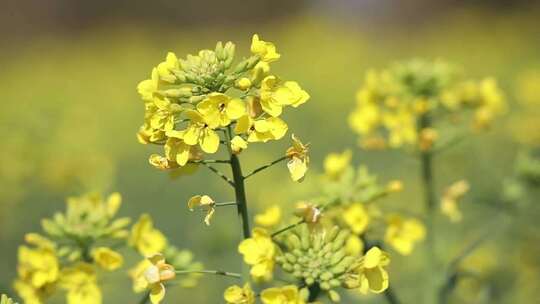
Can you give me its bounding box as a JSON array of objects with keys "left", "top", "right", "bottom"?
[
  {"left": 285, "top": 134, "right": 309, "bottom": 182},
  {"left": 156, "top": 52, "right": 179, "bottom": 83},
  {"left": 343, "top": 203, "right": 370, "bottom": 235},
  {"left": 344, "top": 247, "right": 390, "bottom": 294},
  {"left": 474, "top": 78, "right": 506, "bottom": 129},
  {"left": 134, "top": 254, "right": 175, "bottom": 304},
  {"left": 238, "top": 228, "right": 276, "bottom": 281},
  {"left": 383, "top": 110, "right": 417, "bottom": 148},
  {"left": 163, "top": 131, "right": 201, "bottom": 166},
  {"left": 251, "top": 34, "right": 280, "bottom": 63},
  {"left": 259, "top": 76, "right": 309, "bottom": 117},
  {"left": 187, "top": 195, "right": 216, "bottom": 226},
  {"left": 182, "top": 110, "right": 221, "bottom": 153},
  {"left": 91, "top": 247, "right": 123, "bottom": 271},
  {"left": 16, "top": 238, "right": 59, "bottom": 289},
  {"left": 384, "top": 215, "right": 426, "bottom": 255},
  {"left": 235, "top": 115, "right": 288, "bottom": 143},
  {"left": 323, "top": 150, "right": 352, "bottom": 180},
  {"left": 129, "top": 214, "right": 167, "bottom": 256},
  {"left": 224, "top": 283, "right": 255, "bottom": 304},
  {"left": 418, "top": 128, "right": 438, "bottom": 151},
  {"left": 137, "top": 68, "right": 159, "bottom": 102},
  {"left": 197, "top": 93, "right": 246, "bottom": 127},
  {"left": 60, "top": 263, "right": 102, "bottom": 304},
  {"left": 260, "top": 285, "right": 305, "bottom": 304},
  {"left": 386, "top": 180, "right": 404, "bottom": 193},
  {"left": 348, "top": 102, "right": 380, "bottom": 135},
  {"left": 148, "top": 154, "right": 180, "bottom": 170},
  {"left": 441, "top": 180, "right": 470, "bottom": 222},
  {"left": 231, "top": 136, "right": 248, "bottom": 154},
  {"left": 14, "top": 279, "right": 54, "bottom": 304},
  {"left": 254, "top": 206, "right": 282, "bottom": 228},
  {"left": 137, "top": 123, "right": 166, "bottom": 144}
]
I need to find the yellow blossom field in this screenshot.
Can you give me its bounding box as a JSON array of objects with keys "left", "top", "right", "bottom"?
[{"left": 0, "top": 1, "right": 539, "bottom": 303}]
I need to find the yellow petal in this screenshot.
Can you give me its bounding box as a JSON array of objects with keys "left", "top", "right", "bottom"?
[
  {"left": 287, "top": 157, "right": 307, "bottom": 182},
  {"left": 149, "top": 283, "right": 166, "bottom": 304},
  {"left": 199, "top": 129, "right": 220, "bottom": 153},
  {"left": 364, "top": 247, "right": 383, "bottom": 269},
  {"left": 364, "top": 267, "right": 389, "bottom": 293},
  {"left": 226, "top": 98, "right": 246, "bottom": 120}
]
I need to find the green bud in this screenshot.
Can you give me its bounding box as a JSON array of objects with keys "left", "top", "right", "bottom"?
[
  {"left": 285, "top": 253, "right": 297, "bottom": 263},
  {"left": 305, "top": 277, "right": 315, "bottom": 286},
  {"left": 287, "top": 234, "right": 301, "bottom": 249},
  {"left": 299, "top": 288, "right": 310, "bottom": 301},
  {"left": 330, "top": 279, "right": 341, "bottom": 288},
  {"left": 282, "top": 263, "right": 293, "bottom": 272},
  {"left": 327, "top": 226, "right": 340, "bottom": 241},
  {"left": 320, "top": 272, "right": 333, "bottom": 281},
  {"left": 330, "top": 249, "right": 346, "bottom": 265},
  {"left": 320, "top": 281, "right": 331, "bottom": 291},
  {"left": 41, "top": 219, "right": 63, "bottom": 237},
  {"left": 328, "top": 290, "right": 341, "bottom": 303}
]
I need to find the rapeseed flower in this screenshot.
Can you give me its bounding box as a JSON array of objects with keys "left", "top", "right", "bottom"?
[
  {"left": 224, "top": 283, "right": 255, "bottom": 304},
  {"left": 129, "top": 214, "right": 167, "bottom": 256},
  {"left": 384, "top": 215, "right": 426, "bottom": 255},
  {"left": 238, "top": 228, "right": 276, "bottom": 281}
]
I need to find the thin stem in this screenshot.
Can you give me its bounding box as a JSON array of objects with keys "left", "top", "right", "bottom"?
[
  {"left": 189, "top": 159, "right": 230, "bottom": 164},
  {"left": 175, "top": 269, "right": 241, "bottom": 279},
  {"left": 383, "top": 287, "right": 401, "bottom": 304},
  {"left": 243, "top": 156, "right": 288, "bottom": 179},
  {"left": 201, "top": 163, "right": 235, "bottom": 187},
  {"left": 418, "top": 114, "right": 438, "bottom": 304},
  {"left": 215, "top": 201, "right": 238, "bottom": 207},
  {"left": 271, "top": 220, "right": 304, "bottom": 238}
]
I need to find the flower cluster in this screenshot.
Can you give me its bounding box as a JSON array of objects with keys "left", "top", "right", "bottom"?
[
  {"left": 136, "top": 34, "right": 309, "bottom": 169},
  {"left": 13, "top": 192, "right": 128, "bottom": 304},
  {"left": 349, "top": 59, "right": 506, "bottom": 149}
]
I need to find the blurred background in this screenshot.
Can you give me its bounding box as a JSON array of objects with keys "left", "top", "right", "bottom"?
[{"left": 1, "top": 0, "right": 539, "bottom": 303}]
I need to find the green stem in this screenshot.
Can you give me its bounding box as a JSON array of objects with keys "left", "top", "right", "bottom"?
[
  {"left": 230, "top": 154, "right": 251, "bottom": 239},
  {"left": 175, "top": 269, "right": 241, "bottom": 279},
  {"left": 418, "top": 114, "right": 438, "bottom": 304},
  {"left": 243, "top": 156, "right": 288, "bottom": 179}
]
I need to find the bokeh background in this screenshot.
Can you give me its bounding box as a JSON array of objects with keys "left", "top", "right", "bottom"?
[{"left": 1, "top": 0, "right": 539, "bottom": 303}]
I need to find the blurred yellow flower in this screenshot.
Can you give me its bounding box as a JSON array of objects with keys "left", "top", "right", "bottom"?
[
  {"left": 384, "top": 215, "right": 426, "bottom": 255},
  {"left": 60, "top": 263, "right": 101, "bottom": 304},
  {"left": 345, "top": 234, "right": 365, "bottom": 256},
  {"left": 251, "top": 34, "right": 280, "bottom": 63},
  {"left": 259, "top": 76, "right": 309, "bottom": 117},
  {"left": 187, "top": 195, "right": 216, "bottom": 226},
  {"left": 235, "top": 115, "right": 288, "bottom": 143},
  {"left": 386, "top": 180, "right": 404, "bottom": 193},
  {"left": 260, "top": 285, "right": 305, "bottom": 304},
  {"left": 323, "top": 149, "right": 352, "bottom": 180},
  {"left": 129, "top": 214, "right": 167, "bottom": 256},
  {"left": 224, "top": 283, "right": 255, "bottom": 304},
  {"left": 134, "top": 254, "right": 176, "bottom": 304},
  {"left": 441, "top": 180, "right": 470, "bottom": 222},
  {"left": 238, "top": 228, "right": 276, "bottom": 281},
  {"left": 286, "top": 134, "right": 310, "bottom": 182},
  {"left": 418, "top": 128, "right": 438, "bottom": 151},
  {"left": 91, "top": 247, "right": 123, "bottom": 271},
  {"left": 255, "top": 205, "right": 282, "bottom": 228},
  {"left": 235, "top": 77, "right": 252, "bottom": 91},
  {"left": 197, "top": 93, "right": 245, "bottom": 127},
  {"left": 343, "top": 203, "right": 370, "bottom": 235},
  {"left": 344, "top": 247, "right": 390, "bottom": 294},
  {"left": 16, "top": 240, "right": 59, "bottom": 289}
]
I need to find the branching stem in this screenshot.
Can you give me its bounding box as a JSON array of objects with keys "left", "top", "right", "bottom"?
[
  {"left": 175, "top": 269, "right": 241, "bottom": 279},
  {"left": 243, "top": 156, "right": 288, "bottom": 179}
]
